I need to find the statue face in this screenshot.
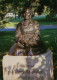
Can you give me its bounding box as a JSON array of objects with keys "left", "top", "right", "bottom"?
[{"left": 24, "top": 8, "right": 32, "bottom": 19}]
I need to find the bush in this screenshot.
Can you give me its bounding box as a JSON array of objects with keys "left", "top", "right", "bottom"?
[
  {"left": 3, "top": 20, "right": 8, "bottom": 24},
  {"left": 0, "top": 20, "right": 7, "bottom": 28},
  {"left": 46, "top": 14, "right": 56, "bottom": 21}
]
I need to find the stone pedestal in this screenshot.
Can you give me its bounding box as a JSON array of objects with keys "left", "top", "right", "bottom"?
[{"left": 2, "top": 50, "right": 54, "bottom": 80}]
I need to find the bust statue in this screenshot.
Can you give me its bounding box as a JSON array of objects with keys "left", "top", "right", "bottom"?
[{"left": 9, "top": 7, "right": 46, "bottom": 56}]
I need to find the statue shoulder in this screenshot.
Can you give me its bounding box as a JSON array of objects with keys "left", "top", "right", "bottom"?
[
  {"left": 33, "top": 20, "right": 39, "bottom": 24},
  {"left": 31, "top": 20, "right": 40, "bottom": 27},
  {"left": 16, "top": 22, "right": 23, "bottom": 29}
]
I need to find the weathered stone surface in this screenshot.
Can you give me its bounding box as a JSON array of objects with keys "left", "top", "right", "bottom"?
[{"left": 2, "top": 50, "right": 54, "bottom": 80}]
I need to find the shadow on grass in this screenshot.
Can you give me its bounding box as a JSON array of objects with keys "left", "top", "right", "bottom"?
[
  {"left": 0, "top": 31, "right": 15, "bottom": 53},
  {"left": 0, "top": 31, "right": 15, "bottom": 80},
  {"left": 0, "top": 53, "right": 4, "bottom": 80},
  {"left": 41, "top": 29, "right": 57, "bottom": 80}
]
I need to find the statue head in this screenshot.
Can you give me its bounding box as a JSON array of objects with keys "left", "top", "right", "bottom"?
[{"left": 23, "top": 7, "right": 32, "bottom": 19}]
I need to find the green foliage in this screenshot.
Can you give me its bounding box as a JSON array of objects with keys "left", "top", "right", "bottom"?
[
  {"left": 37, "top": 0, "right": 57, "bottom": 15},
  {"left": 0, "top": 0, "right": 57, "bottom": 20},
  {"left": 46, "top": 14, "right": 55, "bottom": 21},
  {"left": 0, "top": 20, "right": 8, "bottom": 28},
  {"left": 0, "top": 0, "right": 10, "bottom": 20}
]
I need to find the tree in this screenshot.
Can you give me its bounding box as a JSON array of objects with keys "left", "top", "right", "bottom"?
[
  {"left": 0, "top": 0, "right": 13, "bottom": 20},
  {"left": 0, "top": 0, "right": 39, "bottom": 20},
  {"left": 0, "top": 0, "right": 57, "bottom": 20},
  {"left": 0, "top": 0, "right": 6, "bottom": 20},
  {"left": 11, "top": 0, "right": 57, "bottom": 16},
  {"left": 37, "top": 0, "right": 57, "bottom": 15}
]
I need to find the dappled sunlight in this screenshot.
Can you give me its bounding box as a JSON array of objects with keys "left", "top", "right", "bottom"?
[
  {"left": 2, "top": 50, "right": 53, "bottom": 80},
  {"left": 3, "top": 35, "right": 14, "bottom": 39},
  {"left": 10, "top": 39, "right": 14, "bottom": 42},
  {"left": 5, "top": 18, "right": 24, "bottom": 27},
  {"left": 43, "top": 35, "right": 50, "bottom": 38},
  {"left": 41, "top": 29, "right": 57, "bottom": 48},
  {"left": 6, "top": 22, "right": 18, "bottom": 27},
  {"left": 45, "top": 41, "right": 49, "bottom": 43}
]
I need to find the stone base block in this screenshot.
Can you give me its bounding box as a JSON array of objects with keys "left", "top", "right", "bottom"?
[{"left": 2, "top": 50, "right": 54, "bottom": 80}]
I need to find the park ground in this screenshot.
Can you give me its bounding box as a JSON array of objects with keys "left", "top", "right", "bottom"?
[
  {"left": 0, "top": 15, "right": 57, "bottom": 28},
  {"left": 0, "top": 15, "right": 57, "bottom": 80}
]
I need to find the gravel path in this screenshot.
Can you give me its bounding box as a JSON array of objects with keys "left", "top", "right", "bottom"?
[{"left": 40, "top": 25, "right": 57, "bottom": 30}]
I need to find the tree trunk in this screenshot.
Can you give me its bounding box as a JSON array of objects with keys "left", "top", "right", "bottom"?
[
  {"left": 50, "top": 8, "right": 54, "bottom": 16},
  {"left": 0, "top": 14, "right": 4, "bottom": 20},
  {"left": 15, "top": 12, "right": 16, "bottom": 19},
  {"left": 1, "top": 16, "right": 4, "bottom": 20},
  {"left": 18, "top": 10, "right": 20, "bottom": 18}
]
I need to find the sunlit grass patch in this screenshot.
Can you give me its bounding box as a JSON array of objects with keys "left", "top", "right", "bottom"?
[{"left": 5, "top": 22, "right": 19, "bottom": 27}]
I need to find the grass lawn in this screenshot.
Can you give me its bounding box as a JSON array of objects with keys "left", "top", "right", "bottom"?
[
  {"left": 0, "top": 31, "right": 15, "bottom": 80},
  {"left": 0, "top": 29, "right": 57, "bottom": 79},
  {"left": 3, "top": 15, "right": 57, "bottom": 28},
  {"left": 5, "top": 18, "right": 24, "bottom": 27},
  {"left": 33, "top": 15, "right": 57, "bottom": 25}
]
